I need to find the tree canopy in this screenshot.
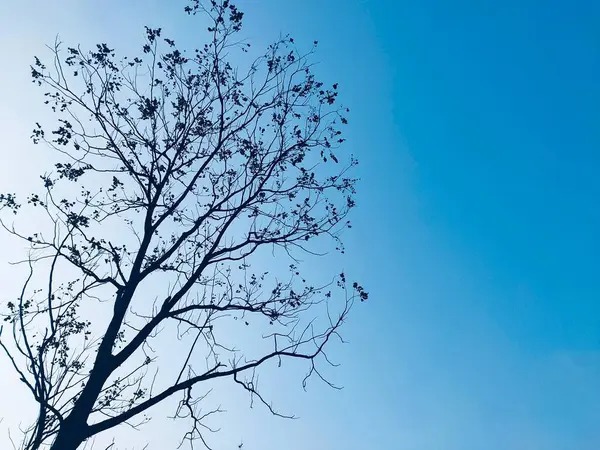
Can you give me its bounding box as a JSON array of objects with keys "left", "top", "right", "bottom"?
[{"left": 0, "top": 2, "right": 366, "bottom": 449}]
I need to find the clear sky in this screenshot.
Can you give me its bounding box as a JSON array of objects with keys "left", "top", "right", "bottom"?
[{"left": 1, "top": 0, "right": 599, "bottom": 449}]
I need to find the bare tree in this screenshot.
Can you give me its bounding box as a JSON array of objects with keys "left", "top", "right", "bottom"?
[{"left": 0, "top": 1, "right": 367, "bottom": 449}]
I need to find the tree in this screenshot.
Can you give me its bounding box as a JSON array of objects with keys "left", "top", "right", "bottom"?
[{"left": 0, "top": 1, "right": 367, "bottom": 449}]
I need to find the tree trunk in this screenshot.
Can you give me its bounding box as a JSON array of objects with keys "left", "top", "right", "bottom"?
[
  {"left": 48, "top": 301, "right": 126, "bottom": 449},
  {"left": 50, "top": 423, "right": 85, "bottom": 450},
  {"left": 48, "top": 361, "right": 109, "bottom": 450}
]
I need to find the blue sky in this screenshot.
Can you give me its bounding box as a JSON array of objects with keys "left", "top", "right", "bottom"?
[{"left": 1, "top": 0, "right": 599, "bottom": 449}]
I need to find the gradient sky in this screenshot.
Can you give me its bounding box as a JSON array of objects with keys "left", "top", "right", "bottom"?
[{"left": 1, "top": 0, "right": 599, "bottom": 449}]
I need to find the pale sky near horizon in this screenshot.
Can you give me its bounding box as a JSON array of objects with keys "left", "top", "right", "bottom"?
[{"left": 1, "top": 1, "right": 600, "bottom": 449}]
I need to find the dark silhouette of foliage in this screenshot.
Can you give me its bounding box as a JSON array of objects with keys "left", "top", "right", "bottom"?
[{"left": 0, "top": 1, "right": 366, "bottom": 449}]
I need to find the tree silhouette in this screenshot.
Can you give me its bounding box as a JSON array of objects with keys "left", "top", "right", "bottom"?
[{"left": 0, "top": 1, "right": 367, "bottom": 449}]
